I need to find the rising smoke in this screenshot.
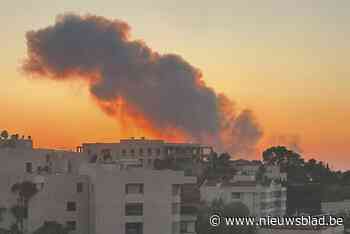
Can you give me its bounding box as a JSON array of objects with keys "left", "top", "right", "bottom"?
[{"left": 23, "top": 13, "right": 263, "bottom": 156}]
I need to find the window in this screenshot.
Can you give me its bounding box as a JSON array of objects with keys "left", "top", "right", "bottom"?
[
  {"left": 139, "top": 148, "right": 143, "bottom": 156},
  {"left": 125, "top": 203, "right": 143, "bottom": 216},
  {"left": 147, "top": 148, "right": 152, "bottom": 156},
  {"left": 231, "top": 192, "right": 241, "bottom": 199},
  {"left": 172, "top": 222, "right": 180, "bottom": 234},
  {"left": 77, "top": 182, "right": 83, "bottom": 193},
  {"left": 156, "top": 148, "right": 161, "bottom": 156},
  {"left": 130, "top": 149, "right": 135, "bottom": 156},
  {"left": 125, "top": 222, "right": 143, "bottom": 234},
  {"left": 125, "top": 184, "right": 144, "bottom": 194},
  {"left": 181, "top": 221, "right": 196, "bottom": 233},
  {"left": 66, "top": 202, "right": 76, "bottom": 211},
  {"left": 25, "top": 162, "right": 32, "bottom": 173},
  {"left": 172, "top": 203, "right": 180, "bottom": 215},
  {"left": 66, "top": 221, "right": 76, "bottom": 231},
  {"left": 172, "top": 184, "right": 181, "bottom": 196},
  {"left": 122, "top": 149, "right": 126, "bottom": 156}
]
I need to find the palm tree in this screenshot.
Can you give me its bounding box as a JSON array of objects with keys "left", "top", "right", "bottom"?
[{"left": 11, "top": 181, "right": 38, "bottom": 234}]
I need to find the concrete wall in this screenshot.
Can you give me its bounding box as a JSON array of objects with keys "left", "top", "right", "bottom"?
[
  {"left": 0, "top": 148, "right": 86, "bottom": 175},
  {"left": 80, "top": 164, "right": 196, "bottom": 234},
  {"left": 0, "top": 173, "right": 90, "bottom": 234},
  {"left": 28, "top": 174, "right": 90, "bottom": 234}
]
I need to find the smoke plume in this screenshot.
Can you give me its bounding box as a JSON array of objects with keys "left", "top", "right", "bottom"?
[{"left": 23, "top": 13, "right": 262, "bottom": 155}]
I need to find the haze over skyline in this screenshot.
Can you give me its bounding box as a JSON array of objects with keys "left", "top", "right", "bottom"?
[{"left": 1, "top": 1, "right": 349, "bottom": 169}]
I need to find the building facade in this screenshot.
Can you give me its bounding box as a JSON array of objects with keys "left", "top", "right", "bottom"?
[
  {"left": 200, "top": 175, "right": 287, "bottom": 217},
  {"left": 79, "top": 137, "right": 212, "bottom": 166},
  {"left": 80, "top": 163, "right": 196, "bottom": 234},
  {"left": 0, "top": 142, "right": 197, "bottom": 234}
]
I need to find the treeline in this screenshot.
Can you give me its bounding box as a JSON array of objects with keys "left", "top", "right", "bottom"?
[
  {"left": 263, "top": 146, "right": 350, "bottom": 202},
  {"left": 0, "top": 130, "right": 31, "bottom": 149}
]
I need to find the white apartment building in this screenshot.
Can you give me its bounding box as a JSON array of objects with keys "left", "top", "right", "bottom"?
[
  {"left": 0, "top": 142, "right": 198, "bottom": 234},
  {"left": 200, "top": 175, "right": 287, "bottom": 217}
]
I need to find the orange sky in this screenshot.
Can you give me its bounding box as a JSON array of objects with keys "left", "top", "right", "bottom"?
[{"left": 0, "top": 0, "right": 349, "bottom": 169}]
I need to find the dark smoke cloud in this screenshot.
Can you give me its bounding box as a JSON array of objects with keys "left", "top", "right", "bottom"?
[{"left": 23, "top": 13, "right": 263, "bottom": 155}]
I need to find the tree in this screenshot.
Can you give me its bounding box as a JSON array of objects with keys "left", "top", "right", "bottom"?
[
  {"left": 263, "top": 146, "right": 304, "bottom": 168},
  {"left": 33, "top": 221, "right": 68, "bottom": 234},
  {"left": 0, "top": 130, "right": 8, "bottom": 140},
  {"left": 263, "top": 146, "right": 307, "bottom": 183},
  {"left": 11, "top": 181, "right": 38, "bottom": 234}
]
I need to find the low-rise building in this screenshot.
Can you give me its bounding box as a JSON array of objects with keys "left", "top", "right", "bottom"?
[
  {"left": 231, "top": 159, "right": 287, "bottom": 182},
  {"left": 200, "top": 175, "right": 287, "bottom": 217}
]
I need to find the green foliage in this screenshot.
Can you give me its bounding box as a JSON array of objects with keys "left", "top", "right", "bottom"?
[
  {"left": 9, "top": 224, "right": 20, "bottom": 234},
  {"left": 263, "top": 145, "right": 350, "bottom": 205},
  {"left": 10, "top": 206, "right": 26, "bottom": 221},
  {"left": 33, "top": 221, "right": 68, "bottom": 234},
  {"left": 263, "top": 146, "right": 304, "bottom": 170}
]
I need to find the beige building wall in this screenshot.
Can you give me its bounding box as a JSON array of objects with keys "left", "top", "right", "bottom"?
[
  {"left": 0, "top": 148, "right": 88, "bottom": 233},
  {"left": 80, "top": 164, "right": 196, "bottom": 234},
  {"left": 28, "top": 174, "right": 90, "bottom": 234},
  {"left": 0, "top": 148, "right": 86, "bottom": 175}
]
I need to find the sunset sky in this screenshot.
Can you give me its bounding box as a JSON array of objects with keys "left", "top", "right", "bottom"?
[{"left": 1, "top": 1, "right": 349, "bottom": 169}]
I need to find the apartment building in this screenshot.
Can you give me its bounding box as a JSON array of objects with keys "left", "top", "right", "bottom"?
[
  {"left": 79, "top": 137, "right": 212, "bottom": 166},
  {"left": 0, "top": 147, "right": 85, "bottom": 176},
  {"left": 200, "top": 175, "right": 287, "bottom": 217},
  {"left": 232, "top": 159, "right": 287, "bottom": 182},
  {"left": 0, "top": 142, "right": 198, "bottom": 234},
  {"left": 79, "top": 162, "right": 197, "bottom": 234}
]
